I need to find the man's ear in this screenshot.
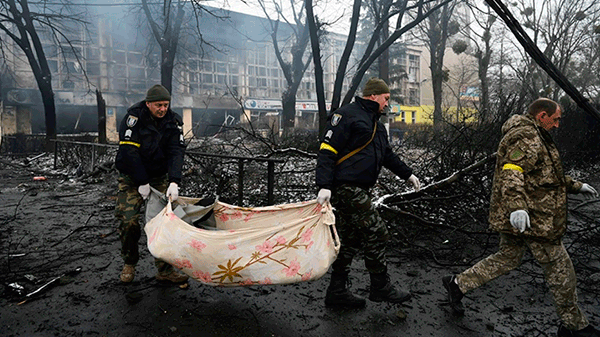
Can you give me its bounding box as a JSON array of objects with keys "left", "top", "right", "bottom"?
[
  {"left": 535, "top": 111, "right": 547, "bottom": 120},
  {"left": 145, "top": 101, "right": 151, "bottom": 109}
]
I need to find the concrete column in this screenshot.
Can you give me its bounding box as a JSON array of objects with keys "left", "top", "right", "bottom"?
[
  {"left": 16, "top": 106, "right": 32, "bottom": 134},
  {"left": 182, "top": 108, "right": 193, "bottom": 139},
  {"left": 1, "top": 105, "right": 17, "bottom": 135},
  {"left": 106, "top": 107, "right": 118, "bottom": 143},
  {"left": 0, "top": 105, "right": 31, "bottom": 135}
]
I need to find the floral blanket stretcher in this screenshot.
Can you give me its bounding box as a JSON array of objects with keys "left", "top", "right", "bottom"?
[{"left": 144, "top": 191, "right": 340, "bottom": 287}]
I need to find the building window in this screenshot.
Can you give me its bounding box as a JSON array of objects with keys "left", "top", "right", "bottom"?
[
  {"left": 86, "top": 62, "right": 100, "bottom": 76},
  {"left": 409, "top": 89, "right": 419, "bottom": 106},
  {"left": 113, "top": 50, "right": 126, "bottom": 64},
  {"left": 411, "top": 111, "right": 416, "bottom": 124},
  {"left": 401, "top": 111, "right": 405, "bottom": 123}
]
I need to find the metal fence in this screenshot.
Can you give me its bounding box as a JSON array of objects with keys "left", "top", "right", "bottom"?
[{"left": 46, "top": 139, "right": 285, "bottom": 206}]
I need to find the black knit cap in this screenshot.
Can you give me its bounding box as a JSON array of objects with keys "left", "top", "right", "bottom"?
[
  {"left": 362, "top": 77, "right": 390, "bottom": 97},
  {"left": 145, "top": 84, "right": 171, "bottom": 102}
]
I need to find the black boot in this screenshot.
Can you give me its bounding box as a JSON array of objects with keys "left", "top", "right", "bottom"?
[
  {"left": 442, "top": 275, "right": 465, "bottom": 315},
  {"left": 369, "top": 272, "right": 411, "bottom": 303},
  {"left": 557, "top": 325, "right": 600, "bottom": 337},
  {"left": 325, "top": 272, "right": 366, "bottom": 308}
]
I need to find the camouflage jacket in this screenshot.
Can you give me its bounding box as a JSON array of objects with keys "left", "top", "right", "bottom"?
[{"left": 488, "top": 113, "right": 581, "bottom": 240}]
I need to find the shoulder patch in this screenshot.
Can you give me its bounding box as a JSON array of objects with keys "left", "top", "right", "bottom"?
[
  {"left": 126, "top": 116, "right": 138, "bottom": 128},
  {"left": 331, "top": 114, "right": 342, "bottom": 126},
  {"left": 509, "top": 148, "right": 525, "bottom": 161}
]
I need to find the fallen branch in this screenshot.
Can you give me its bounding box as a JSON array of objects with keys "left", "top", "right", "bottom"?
[
  {"left": 377, "top": 152, "right": 496, "bottom": 205},
  {"left": 380, "top": 203, "right": 490, "bottom": 235},
  {"left": 19, "top": 267, "right": 82, "bottom": 304},
  {"left": 51, "top": 214, "right": 96, "bottom": 247}
]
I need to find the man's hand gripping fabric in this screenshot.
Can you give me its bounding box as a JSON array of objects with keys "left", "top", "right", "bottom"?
[
  {"left": 317, "top": 188, "right": 331, "bottom": 205},
  {"left": 166, "top": 182, "right": 179, "bottom": 202},
  {"left": 138, "top": 183, "right": 150, "bottom": 200}
]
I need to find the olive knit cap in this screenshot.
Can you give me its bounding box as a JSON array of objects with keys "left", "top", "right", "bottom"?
[
  {"left": 145, "top": 84, "right": 171, "bottom": 102},
  {"left": 362, "top": 77, "right": 390, "bottom": 97}
]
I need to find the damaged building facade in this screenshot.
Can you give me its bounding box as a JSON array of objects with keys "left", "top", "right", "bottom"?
[
  {"left": 0, "top": 4, "right": 352, "bottom": 142},
  {"left": 0, "top": 2, "right": 475, "bottom": 145}
]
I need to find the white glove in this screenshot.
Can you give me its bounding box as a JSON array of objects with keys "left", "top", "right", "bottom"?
[
  {"left": 407, "top": 174, "right": 421, "bottom": 192},
  {"left": 166, "top": 182, "right": 179, "bottom": 201},
  {"left": 317, "top": 188, "right": 331, "bottom": 205},
  {"left": 510, "top": 210, "right": 530, "bottom": 233},
  {"left": 579, "top": 183, "right": 598, "bottom": 199},
  {"left": 138, "top": 183, "right": 150, "bottom": 200}
]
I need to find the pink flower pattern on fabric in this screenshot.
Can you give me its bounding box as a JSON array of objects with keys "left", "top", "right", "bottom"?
[
  {"left": 148, "top": 230, "right": 157, "bottom": 245},
  {"left": 192, "top": 270, "right": 212, "bottom": 283},
  {"left": 256, "top": 240, "right": 275, "bottom": 254},
  {"left": 305, "top": 241, "right": 314, "bottom": 251},
  {"left": 283, "top": 258, "right": 301, "bottom": 277},
  {"left": 148, "top": 197, "right": 337, "bottom": 286},
  {"left": 190, "top": 239, "right": 207, "bottom": 252},
  {"left": 174, "top": 258, "right": 192, "bottom": 270},
  {"left": 301, "top": 269, "right": 313, "bottom": 281},
  {"left": 301, "top": 228, "right": 314, "bottom": 243},
  {"left": 217, "top": 213, "right": 229, "bottom": 222}
]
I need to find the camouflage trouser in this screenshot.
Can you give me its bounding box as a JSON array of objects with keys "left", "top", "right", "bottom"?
[
  {"left": 330, "top": 184, "right": 389, "bottom": 275},
  {"left": 456, "top": 233, "right": 589, "bottom": 330},
  {"left": 115, "top": 174, "right": 173, "bottom": 274}
]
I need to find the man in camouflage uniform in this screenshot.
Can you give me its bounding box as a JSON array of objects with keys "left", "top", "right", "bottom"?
[
  {"left": 115, "top": 84, "right": 188, "bottom": 284},
  {"left": 443, "top": 98, "right": 600, "bottom": 337},
  {"left": 316, "top": 78, "right": 421, "bottom": 308}
]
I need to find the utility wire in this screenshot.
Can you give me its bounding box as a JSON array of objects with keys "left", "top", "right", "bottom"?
[{"left": 484, "top": 0, "right": 600, "bottom": 123}]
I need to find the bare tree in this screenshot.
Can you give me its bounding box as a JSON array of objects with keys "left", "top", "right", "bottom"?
[
  {"left": 140, "top": 0, "right": 226, "bottom": 93},
  {"left": 503, "top": 0, "right": 600, "bottom": 101},
  {"left": 414, "top": 0, "right": 459, "bottom": 129},
  {"left": 453, "top": 1, "right": 497, "bottom": 123},
  {"left": 258, "top": 0, "right": 312, "bottom": 137},
  {"left": 306, "top": 0, "right": 450, "bottom": 137},
  {"left": 0, "top": 0, "right": 87, "bottom": 151}
]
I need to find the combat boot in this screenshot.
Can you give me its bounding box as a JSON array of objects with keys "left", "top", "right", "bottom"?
[
  {"left": 557, "top": 325, "right": 600, "bottom": 337},
  {"left": 120, "top": 264, "right": 135, "bottom": 283},
  {"left": 369, "top": 271, "right": 411, "bottom": 303},
  {"left": 324, "top": 272, "right": 366, "bottom": 308},
  {"left": 442, "top": 275, "right": 465, "bottom": 315},
  {"left": 156, "top": 270, "right": 189, "bottom": 283}
]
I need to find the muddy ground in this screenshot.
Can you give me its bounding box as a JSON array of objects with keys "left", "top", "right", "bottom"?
[{"left": 1, "top": 157, "right": 599, "bottom": 337}]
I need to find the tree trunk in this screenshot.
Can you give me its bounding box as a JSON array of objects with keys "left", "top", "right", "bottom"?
[
  {"left": 39, "top": 79, "right": 56, "bottom": 152},
  {"left": 281, "top": 89, "right": 296, "bottom": 137},
  {"left": 305, "top": 0, "right": 327, "bottom": 139},
  {"left": 378, "top": 19, "right": 390, "bottom": 82},
  {"left": 161, "top": 47, "right": 175, "bottom": 94},
  {"left": 96, "top": 89, "right": 107, "bottom": 144}
]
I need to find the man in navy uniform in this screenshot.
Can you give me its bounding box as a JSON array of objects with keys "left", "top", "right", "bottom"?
[{"left": 115, "top": 84, "right": 188, "bottom": 284}]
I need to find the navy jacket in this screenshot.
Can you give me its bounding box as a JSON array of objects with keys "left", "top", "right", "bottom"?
[
  {"left": 316, "top": 96, "right": 412, "bottom": 190},
  {"left": 115, "top": 101, "right": 186, "bottom": 185}
]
